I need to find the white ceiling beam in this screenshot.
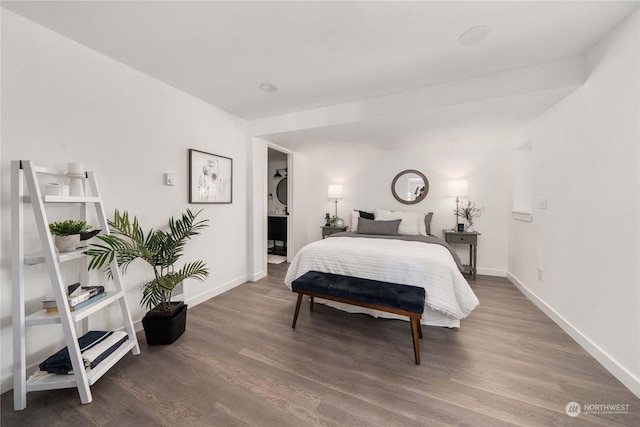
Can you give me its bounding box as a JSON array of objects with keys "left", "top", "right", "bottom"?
[{"left": 250, "top": 56, "right": 584, "bottom": 138}]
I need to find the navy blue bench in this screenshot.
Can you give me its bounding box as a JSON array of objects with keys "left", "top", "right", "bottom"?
[{"left": 291, "top": 270, "right": 426, "bottom": 364}]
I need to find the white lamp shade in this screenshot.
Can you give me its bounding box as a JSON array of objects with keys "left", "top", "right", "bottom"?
[
  {"left": 447, "top": 180, "right": 468, "bottom": 197},
  {"left": 328, "top": 184, "right": 343, "bottom": 199}
]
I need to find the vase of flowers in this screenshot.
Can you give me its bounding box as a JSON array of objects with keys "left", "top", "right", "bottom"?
[{"left": 455, "top": 201, "right": 483, "bottom": 232}]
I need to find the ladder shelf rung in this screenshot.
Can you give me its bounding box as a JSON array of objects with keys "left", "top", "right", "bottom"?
[
  {"left": 24, "top": 247, "right": 89, "bottom": 265},
  {"left": 42, "top": 195, "right": 100, "bottom": 203},
  {"left": 21, "top": 195, "right": 99, "bottom": 204},
  {"left": 30, "top": 164, "right": 65, "bottom": 176},
  {"left": 25, "top": 291, "right": 125, "bottom": 326}
]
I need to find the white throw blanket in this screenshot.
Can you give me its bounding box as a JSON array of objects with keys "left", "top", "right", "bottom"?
[
  {"left": 81, "top": 331, "right": 128, "bottom": 367},
  {"left": 285, "top": 236, "right": 479, "bottom": 320}
]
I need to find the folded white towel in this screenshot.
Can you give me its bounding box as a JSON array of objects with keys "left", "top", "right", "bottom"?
[{"left": 82, "top": 331, "right": 128, "bottom": 366}]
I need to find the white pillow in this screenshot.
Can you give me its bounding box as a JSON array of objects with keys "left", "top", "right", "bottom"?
[
  {"left": 417, "top": 212, "right": 427, "bottom": 235},
  {"left": 351, "top": 209, "right": 359, "bottom": 232},
  {"left": 374, "top": 209, "right": 426, "bottom": 236}
]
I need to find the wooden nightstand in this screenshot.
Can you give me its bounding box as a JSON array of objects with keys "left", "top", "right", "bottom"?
[
  {"left": 443, "top": 230, "right": 480, "bottom": 280},
  {"left": 321, "top": 226, "right": 348, "bottom": 239}
]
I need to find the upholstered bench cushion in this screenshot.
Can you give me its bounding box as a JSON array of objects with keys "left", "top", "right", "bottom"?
[{"left": 292, "top": 270, "right": 425, "bottom": 314}]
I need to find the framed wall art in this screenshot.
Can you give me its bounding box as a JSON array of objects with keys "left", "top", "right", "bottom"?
[{"left": 189, "top": 149, "right": 232, "bottom": 204}]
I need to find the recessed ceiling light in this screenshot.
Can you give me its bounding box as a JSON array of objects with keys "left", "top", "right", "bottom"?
[
  {"left": 458, "top": 25, "right": 490, "bottom": 46},
  {"left": 259, "top": 82, "right": 278, "bottom": 93}
]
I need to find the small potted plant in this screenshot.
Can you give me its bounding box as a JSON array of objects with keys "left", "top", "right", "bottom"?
[
  {"left": 49, "top": 220, "right": 92, "bottom": 252},
  {"left": 455, "top": 201, "right": 484, "bottom": 232},
  {"left": 86, "top": 209, "right": 209, "bottom": 345}
]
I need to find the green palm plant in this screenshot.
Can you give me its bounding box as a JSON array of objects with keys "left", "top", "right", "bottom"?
[{"left": 86, "top": 209, "right": 209, "bottom": 312}]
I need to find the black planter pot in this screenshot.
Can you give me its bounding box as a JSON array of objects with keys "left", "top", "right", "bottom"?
[{"left": 142, "top": 302, "right": 188, "bottom": 345}]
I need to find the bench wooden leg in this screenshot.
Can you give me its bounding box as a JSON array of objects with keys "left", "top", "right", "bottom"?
[
  {"left": 292, "top": 283, "right": 425, "bottom": 364},
  {"left": 410, "top": 317, "right": 421, "bottom": 365},
  {"left": 292, "top": 293, "right": 304, "bottom": 329}
]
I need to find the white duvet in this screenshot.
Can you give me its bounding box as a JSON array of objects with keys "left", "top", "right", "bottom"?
[{"left": 284, "top": 236, "right": 479, "bottom": 323}]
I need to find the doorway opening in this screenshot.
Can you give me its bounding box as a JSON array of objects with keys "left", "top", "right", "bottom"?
[{"left": 267, "top": 147, "right": 290, "bottom": 264}]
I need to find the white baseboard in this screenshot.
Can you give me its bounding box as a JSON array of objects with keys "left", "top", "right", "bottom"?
[
  {"left": 1, "top": 373, "right": 14, "bottom": 394},
  {"left": 249, "top": 271, "right": 267, "bottom": 282},
  {"left": 477, "top": 267, "right": 507, "bottom": 277},
  {"left": 507, "top": 272, "right": 640, "bottom": 399},
  {"left": 186, "top": 275, "right": 247, "bottom": 308}
]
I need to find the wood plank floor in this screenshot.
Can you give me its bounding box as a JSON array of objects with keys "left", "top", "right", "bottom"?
[{"left": 2, "top": 263, "right": 638, "bottom": 426}]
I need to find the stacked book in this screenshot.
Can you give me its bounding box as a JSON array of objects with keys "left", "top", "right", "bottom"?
[{"left": 42, "top": 283, "right": 106, "bottom": 313}]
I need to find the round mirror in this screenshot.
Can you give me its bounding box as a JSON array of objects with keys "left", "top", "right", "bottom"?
[
  {"left": 391, "top": 170, "right": 429, "bottom": 205},
  {"left": 276, "top": 178, "right": 288, "bottom": 205}
]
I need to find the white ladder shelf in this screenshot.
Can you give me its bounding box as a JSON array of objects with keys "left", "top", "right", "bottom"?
[{"left": 11, "top": 160, "right": 140, "bottom": 410}]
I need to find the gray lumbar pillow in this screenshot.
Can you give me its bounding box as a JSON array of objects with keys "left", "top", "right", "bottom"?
[{"left": 356, "top": 218, "right": 401, "bottom": 235}]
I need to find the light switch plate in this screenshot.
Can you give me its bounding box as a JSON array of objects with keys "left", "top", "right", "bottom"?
[
  {"left": 539, "top": 198, "right": 547, "bottom": 209},
  {"left": 165, "top": 173, "right": 175, "bottom": 186}
]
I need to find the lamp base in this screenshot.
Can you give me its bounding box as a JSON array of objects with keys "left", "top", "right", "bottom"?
[{"left": 452, "top": 196, "right": 460, "bottom": 230}]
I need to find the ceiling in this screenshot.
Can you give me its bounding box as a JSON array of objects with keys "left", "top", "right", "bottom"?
[
  {"left": 3, "top": 1, "right": 638, "bottom": 152},
  {"left": 261, "top": 88, "right": 578, "bottom": 153}
]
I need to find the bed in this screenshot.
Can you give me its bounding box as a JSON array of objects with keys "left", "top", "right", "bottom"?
[{"left": 284, "top": 230, "right": 479, "bottom": 328}]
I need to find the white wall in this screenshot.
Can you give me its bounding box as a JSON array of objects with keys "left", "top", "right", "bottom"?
[
  {"left": 0, "top": 11, "right": 250, "bottom": 391},
  {"left": 249, "top": 137, "right": 268, "bottom": 281},
  {"left": 508, "top": 10, "right": 639, "bottom": 397},
  {"left": 289, "top": 151, "right": 312, "bottom": 257},
  {"left": 296, "top": 140, "right": 510, "bottom": 275}
]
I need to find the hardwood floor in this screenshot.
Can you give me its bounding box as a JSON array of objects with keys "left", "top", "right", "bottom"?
[{"left": 2, "top": 263, "right": 638, "bottom": 426}]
